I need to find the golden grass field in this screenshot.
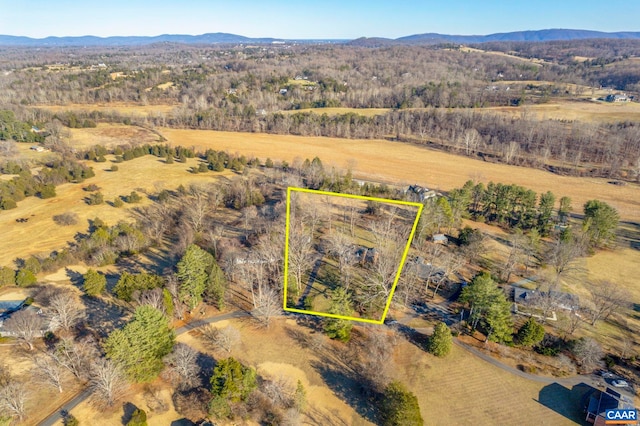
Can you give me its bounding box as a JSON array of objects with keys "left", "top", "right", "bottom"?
[
  {"left": 483, "top": 99, "right": 640, "bottom": 122},
  {"left": 0, "top": 155, "right": 231, "bottom": 266},
  {"left": 67, "top": 123, "right": 162, "bottom": 148},
  {"left": 280, "top": 107, "right": 391, "bottom": 117},
  {"left": 52, "top": 316, "right": 584, "bottom": 426},
  {"left": 32, "top": 103, "right": 178, "bottom": 117},
  {"left": 159, "top": 128, "right": 640, "bottom": 222},
  {"left": 194, "top": 319, "right": 579, "bottom": 425}
]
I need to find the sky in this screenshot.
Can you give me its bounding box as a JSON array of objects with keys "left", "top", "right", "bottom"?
[{"left": 1, "top": 0, "right": 639, "bottom": 39}]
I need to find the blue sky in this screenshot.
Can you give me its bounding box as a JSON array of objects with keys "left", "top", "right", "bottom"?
[{"left": 1, "top": 0, "right": 638, "bottom": 39}]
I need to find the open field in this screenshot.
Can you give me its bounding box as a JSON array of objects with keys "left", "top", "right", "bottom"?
[
  {"left": 31, "top": 103, "right": 178, "bottom": 117},
  {"left": 183, "top": 319, "right": 582, "bottom": 425},
  {"left": 159, "top": 128, "right": 640, "bottom": 222},
  {"left": 0, "top": 154, "right": 231, "bottom": 266},
  {"left": 280, "top": 107, "right": 391, "bottom": 117},
  {"left": 63, "top": 317, "right": 585, "bottom": 425},
  {"left": 482, "top": 99, "right": 640, "bottom": 123},
  {"left": 67, "top": 123, "right": 164, "bottom": 149}
]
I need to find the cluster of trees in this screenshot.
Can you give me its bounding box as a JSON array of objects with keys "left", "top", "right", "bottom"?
[
  {"left": 0, "top": 109, "right": 44, "bottom": 143},
  {"left": 0, "top": 158, "right": 94, "bottom": 210}
]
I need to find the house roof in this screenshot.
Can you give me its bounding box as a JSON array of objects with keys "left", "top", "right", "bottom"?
[
  {"left": 512, "top": 288, "right": 579, "bottom": 309},
  {"left": 588, "top": 387, "right": 636, "bottom": 419}
]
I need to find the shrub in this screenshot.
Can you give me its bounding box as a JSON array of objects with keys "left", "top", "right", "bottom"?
[
  {"left": 38, "top": 184, "right": 56, "bottom": 199},
  {"left": 126, "top": 408, "right": 147, "bottom": 426},
  {"left": 381, "top": 381, "right": 423, "bottom": 426},
  {"left": 0, "top": 197, "right": 17, "bottom": 210},
  {"left": 0, "top": 266, "right": 15, "bottom": 286},
  {"left": 53, "top": 212, "right": 79, "bottom": 226},
  {"left": 113, "top": 197, "right": 124, "bottom": 208},
  {"left": 110, "top": 164, "right": 119, "bottom": 172},
  {"left": 125, "top": 191, "right": 142, "bottom": 203},
  {"left": 84, "top": 184, "right": 100, "bottom": 192},
  {"left": 86, "top": 192, "right": 104, "bottom": 205},
  {"left": 15, "top": 269, "right": 37, "bottom": 287}
]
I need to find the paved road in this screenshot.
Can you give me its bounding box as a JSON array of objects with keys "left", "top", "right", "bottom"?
[{"left": 38, "top": 309, "right": 252, "bottom": 426}]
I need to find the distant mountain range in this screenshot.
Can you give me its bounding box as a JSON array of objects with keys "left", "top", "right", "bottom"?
[{"left": 1, "top": 29, "right": 640, "bottom": 47}]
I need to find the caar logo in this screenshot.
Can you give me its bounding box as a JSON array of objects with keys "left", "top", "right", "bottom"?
[{"left": 605, "top": 409, "right": 638, "bottom": 424}]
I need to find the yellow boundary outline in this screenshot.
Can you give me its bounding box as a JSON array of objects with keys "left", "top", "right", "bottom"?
[{"left": 283, "top": 187, "right": 424, "bottom": 325}]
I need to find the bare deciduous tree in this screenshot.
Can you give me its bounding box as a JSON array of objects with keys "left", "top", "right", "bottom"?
[
  {"left": 262, "top": 375, "right": 294, "bottom": 408},
  {"left": 201, "top": 324, "right": 240, "bottom": 353},
  {"left": 165, "top": 274, "right": 185, "bottom": 320},
  {"left": 33, "top": 354, "right": 68, "bottom": 393},
  {"left": 89, "top": 359, "right": 129, "bottom": 408},
  {"left": 133, "top": 288, "right": 165, "bottom": 313},
  {"left": 586, "top": 280, "right": 631, "bottom": 326},
  {"left": 3, "top": 309, "right": 44, "bottom": 350},
  {"left": 251, "top": 283, "right": 280, "bottom": 328},
  {"left": 286, "top": 220, "right": 314, "bottom": 294},
  {"left": 164, "top": 343, "right": 200, "bottom": 389},
  {"left": 52, "top": 338, "right": 98, "bottom": 381},
  {"left": 546, "top": 235, "right": 586, "bottom": 289},
  {"left": 0, "top": 381, "right": 28, "bottom": 420},
  {"left": 183, "top": 185, "right": 214, "bottom": 233},
  {"left": 571, "top": 338, "right": 604, "bottom": 373},
  {"left": 48, "top": 293, "right": 85, "bottom": 331}
]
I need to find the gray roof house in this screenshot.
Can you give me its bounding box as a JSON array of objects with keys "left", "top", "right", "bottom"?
[{"left": 513, "top": 288, "right": 580, "bottom": 311}]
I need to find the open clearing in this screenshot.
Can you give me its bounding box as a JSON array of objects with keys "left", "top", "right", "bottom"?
[
  {"left": 279, "top": 107, "right": 391, "bottom": 117},
  {"left": 482, "top": 99, "right": 640, "bottom": 123},
  {"left": 159, "top": 128, "right": 640, "bottom": 222},
  {"left": 67, "top": 123, "right": 163, "bottom": 149},
  {"left": 0, "top": 155, "right": 231, "bottom": 266},
  {"left": 31, "top": 103, "right": 178, "bottom": 117},
  {"left": 64, "top": 317, "right": 583, "bottom": 425},
  {"left": 132, "top": 318, "right": 581, "bottom": 424}
]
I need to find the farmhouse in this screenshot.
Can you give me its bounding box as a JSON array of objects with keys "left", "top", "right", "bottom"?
[
  {"left": 405, "top": 184, "right": 436, "bottom": 202},
  {"left": 585, "top": 387, "right": 636, "bottom": 425},
  {"left": 605, "top": 93, "right": 631, "bottom": 102}
]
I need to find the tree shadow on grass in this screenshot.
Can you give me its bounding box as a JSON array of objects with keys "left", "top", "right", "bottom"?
[
  {"left": 196, "top": 351, "right": 216, "bottom": 388},
  {"left": 311, "top": 359, "right": 380, "bottom": 424},
  {"left": 121, "top": 401, "right": 139, "bottom": 425},
  {"left": 80, "top": 294, "right": 130, "bottom": 338},
  {"left": 395, "top": 323, "right": 429, "bottom": 352}
]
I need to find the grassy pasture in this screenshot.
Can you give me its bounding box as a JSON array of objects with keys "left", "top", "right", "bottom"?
[
  {"left": 159, "top": 128, "right": 640, "bottom": 222},
  {"left": 31, "top": 103, "right": 178, "bottom": 117},
  {"left": 280, "top": 107, "right": 391, "bottom": 117},
  {"left": 482, "top": 99, "right": 640, "bottom": 123},
  {"left": 0, "top": 154, "right": 231, "bottom": 266},
  {"left": 67, "top": 123, "right": 162, "bottom": 149}
]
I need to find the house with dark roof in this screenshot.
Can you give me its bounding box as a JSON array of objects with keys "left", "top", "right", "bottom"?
[
  {"left": 513, "top": 287, "right": 579, "bottom": 311},
  {"left": 405, "top": 184, "right": 436, "bottom": 202},
  {"left": 585, "top": 387, "right": 637, "bottom": 425}
]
